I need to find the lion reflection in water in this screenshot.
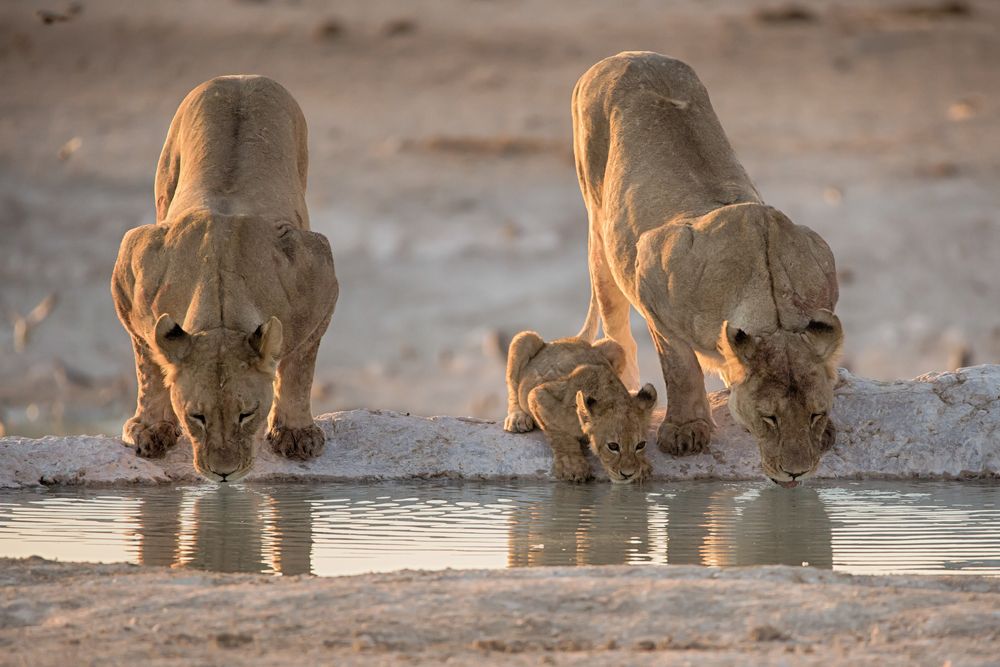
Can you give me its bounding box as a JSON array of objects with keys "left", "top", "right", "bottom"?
[{"left": 507, "top": 485, "right": 832, "bottom": 569}]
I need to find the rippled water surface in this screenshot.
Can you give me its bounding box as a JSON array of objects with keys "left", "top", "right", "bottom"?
[{"left": 1, "top": 480, "right": 998, "bottom": 576}]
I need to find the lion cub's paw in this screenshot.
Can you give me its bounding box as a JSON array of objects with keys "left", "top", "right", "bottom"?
[
  {"left": 124, "top": 419, "right": 180, "bottom": 459},
  {"left": 268, "top": 423, "right": 326, "bottom": 460},
  {"left": 657, "top": 418, "right": 711, "bottom": 456},
  {"left": 553, "top": 454, "right": 593, "bottom": 483},
  {"left": 503, "top": 410, "right": 535, "bottom": 433},
  {"left": 635, "top": 457, "right": 653, "bottom": 482}
]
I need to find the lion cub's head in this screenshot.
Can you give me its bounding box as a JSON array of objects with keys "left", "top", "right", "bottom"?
[
  {"left": 574, "top": 370, "right": 658, "bottom": 484},
  {"left": 152, "top": 313, "right": 282, "bottom": 482},
  {"left": 720, "top": 310, "right": 843, "bottom": 488}
]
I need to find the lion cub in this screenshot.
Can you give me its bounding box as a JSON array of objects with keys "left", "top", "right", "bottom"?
[{"left": 504, "top": 332, "right": 657, "bottom": 483}]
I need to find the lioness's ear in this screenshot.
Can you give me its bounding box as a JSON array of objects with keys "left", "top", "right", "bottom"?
[
  {"left": 804, "top": 309, "right": 843, "bottom": 363},
  {"left": 153, "top": 313, "right": 192, "bottom": 365},
  {"left": 718, "top": 321, "right": 754, "bottom": 385},
  {"left": 634, "top": 383, "right": 657, "bottom": 410},
  {"left": 248, "top": 316, "right": 283, "bottom": 372},
  {"left": 575, "top": 390, "right": 597, "bottom": 427}
]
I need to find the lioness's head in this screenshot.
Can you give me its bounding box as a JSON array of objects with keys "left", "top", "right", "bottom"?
[
  {"left": 152, "top": 313, "right": 282, "bottom": 482},
  {"left": 720, "top": 310, "right": 843, "bottom": 488},
  {"left": 575, "top": 382, "right": 658, "bottom": 484}
]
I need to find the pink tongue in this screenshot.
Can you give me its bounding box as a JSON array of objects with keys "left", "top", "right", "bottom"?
[{"left": 777, "top": 480, "right": 800, "bottom": 489}]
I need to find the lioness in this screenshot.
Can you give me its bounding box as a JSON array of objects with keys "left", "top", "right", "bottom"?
[
  {"left": 573, "top": 52, "right": 841, "bottom": 487},
  {"left": 112, "top": 75, "right": 338, "bottom": 482},
  {"left": 504, "top": 332, "right": 657, "bottom": 483}
]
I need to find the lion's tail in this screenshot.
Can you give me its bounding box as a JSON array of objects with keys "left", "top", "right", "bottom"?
[{"left": 576, "top": 281, "right": 601, "bottom": 342}]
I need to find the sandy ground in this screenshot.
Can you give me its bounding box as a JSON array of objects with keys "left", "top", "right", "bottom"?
[
  {"left": 1, "top": 0, "right": 999, "bottom": 435},
  {"left": 2, "top": 557, "right": 999, "bottom": 665}
]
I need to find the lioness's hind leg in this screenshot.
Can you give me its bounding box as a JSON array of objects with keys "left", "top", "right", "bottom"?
[
  {"left": 503, "top": 331, "right": 545, "bottom": 433},
  {"left": 591, "top": 236, "right": 639, "bottom": 389},
  {"left": 123, "top": 335, "right": 180, "bottom": 458},
  {"left": 268, "top": 331, "right": 326, "bottom": 461},
  {"left": 648, "top": 324, "right": 712, "bottom": 456}
]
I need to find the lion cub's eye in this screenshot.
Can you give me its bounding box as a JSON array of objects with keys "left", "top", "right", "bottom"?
[
  {"left": 606, "top": 442, "right": 621, "bottom": 453},
  {"left": 811, "top": 412, "right": 827, "bottom": 426},
  {"left": 189, "top": 413, "right": 206, "bottom": 427},
  {"left": 635, "top": 441, "right": 646, "bottom": 451},
  {"left": 761, "top": 415, "right": 777, "bottom": 428},
  {"left": 239, "top": 408, "right": 257, "bottom": 425}
]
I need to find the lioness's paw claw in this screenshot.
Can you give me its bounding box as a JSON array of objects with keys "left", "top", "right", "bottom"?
[
  {"left": 268, "top": 423, "right": 325, "bottom": 460},
  {"left": 657, "top": 418, "right": 711, "bottom": 456},
  {"left": 124, "top": 419, "right": 179, "bottom": 459},
  {"left": 553, "top": 455, "right": 593, "bottom": 483},
  {"left": 503, "top": 410, "right": 535, "bottom": 433}
]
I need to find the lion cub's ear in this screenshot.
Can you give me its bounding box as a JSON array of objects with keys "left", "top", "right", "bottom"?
[
  {"left": 153, "top": 313, "right": 192, "bottom": 365},
  {"left": 575, "top": 391, "right": 598, "bottom": 428},
  {"left": 248, "top": 316, "right": 283, "bottom": 373},
  {"left": 634, "top": 383, "right": 657, "bottom": 410},
  {"left": 593, "top": 338, "right": 627, "bottom": 377}
]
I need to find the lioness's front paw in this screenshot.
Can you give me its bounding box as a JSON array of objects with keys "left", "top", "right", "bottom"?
[
  {"left": 553, "top": 454, "right": 593, "bottom": 483},
  {"left": 124, "top": 419, "right": 179, "bottom": 459},
  {"left": 503, "top": 410, "right": 535, "bottom": 433},
  {"left": 657, "top": 418, "right": 711, "bottom": 456},
  {"left": 268, "top": 423, "right": 325, "bottom": 460}
]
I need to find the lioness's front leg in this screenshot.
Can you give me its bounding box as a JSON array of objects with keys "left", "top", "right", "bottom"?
[
  {"left": 267, "top": 334, "right": 325, "bottom": 460},
  {"left": 648, "top": 325, "right": 712, "bottom": 456},
  {"left": 122, "top": 335, "right": 180, "bottom": 458},
  {"left": 528, "top": 383, "right": 593, "bottom": 482},
  {"left": 503, "top": 331, "right": 546, "bottom": 433}
]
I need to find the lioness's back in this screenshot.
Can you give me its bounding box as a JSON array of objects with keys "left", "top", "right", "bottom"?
[
  {"left": 573, "top": 52, "right": 759, "bottom": 218},
  {"left": 156, "top": 75, "right": 309, "bottom": 226}
]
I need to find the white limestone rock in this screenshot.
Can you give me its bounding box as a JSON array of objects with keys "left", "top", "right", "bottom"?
[{"left": 0, "top": 366, "right": 997, "bottom": 488}]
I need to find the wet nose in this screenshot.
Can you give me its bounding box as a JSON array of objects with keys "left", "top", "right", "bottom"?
[
  {"left": 620, "top": 470, "right": 634, "bottom": 480},
  {"left": 208, "top": 451, "right": 240, "bottom": 478},
  {"left": 782, "top": 468, "right": 806, "bottom": 480}
]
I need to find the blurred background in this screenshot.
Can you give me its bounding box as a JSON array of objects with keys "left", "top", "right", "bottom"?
[{"left": 0, "top": 0, "right": 997, "bottom": 436}]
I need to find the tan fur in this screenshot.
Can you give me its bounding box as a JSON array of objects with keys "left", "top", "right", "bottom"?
[
  {"left": 504, "top": 333, "right": 657, "bottom": 483},
  {"left": 572, "top": 52, "right": 841, "bottom": 484},
  {"left": 112, "top": 76, "right": 338, "bottom": 482}
]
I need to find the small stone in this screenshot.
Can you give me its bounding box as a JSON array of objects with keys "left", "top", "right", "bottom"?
[
  {"left": 382, "top": 18, "right": 416, "bottom": 37},
  {"left": 215, "top": 632, "right": 253, "bottom": 648},
  {"left": 947, "top": 99, "right": 978, "bottom": 122},
  {"left": 749, "top": 625, "right": 789, "bottom": 642},
  {"left": 58, "top": 137, "right": 82, "bottom": 161},
  {"left": 314, "top": 19, "right": 344, "bottom": 41}
]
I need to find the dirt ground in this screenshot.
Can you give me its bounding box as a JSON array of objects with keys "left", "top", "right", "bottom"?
[
  {"left": 1, "top": 0, "right": 999, "bottom": 435},
  {"left": 2, "top": 557, "right": 999, "bottom": 666}
]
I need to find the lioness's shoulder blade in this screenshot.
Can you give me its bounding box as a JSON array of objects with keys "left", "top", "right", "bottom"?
[{"left": 111, "top": 224, "right": 167, "bottom": 324}]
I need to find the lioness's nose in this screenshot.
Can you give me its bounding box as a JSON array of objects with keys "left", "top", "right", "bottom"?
[
  {"left": 781, "top": 468, "right": 806, "bottom": 479},
  {"left": 208, "top": 451, "right": 241, "bottom": 477}
]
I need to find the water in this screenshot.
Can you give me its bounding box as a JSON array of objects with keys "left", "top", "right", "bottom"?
[{"left": 1, "top": 480, "right": 998, "bottom": 577}]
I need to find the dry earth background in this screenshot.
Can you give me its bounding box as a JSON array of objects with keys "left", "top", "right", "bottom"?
[{"left": 1, "top": 0, "right": 998, "bottom": 435}]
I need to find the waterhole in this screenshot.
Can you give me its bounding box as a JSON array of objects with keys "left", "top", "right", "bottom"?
[{"left": 1, "top": 480, "right": 997, "bottom": 576}]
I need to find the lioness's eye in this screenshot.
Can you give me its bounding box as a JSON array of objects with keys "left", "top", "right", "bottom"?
[
  {"left": 811, "top": 412, "right": 827, "bottom": 426},
  {"left": 607, "top": 442, "right": 620, "bottom": 453},
  {"left": 189, "top": 413, "right": 206, "bottom": 426},
  {"left": 239, "top": 408, "right": 257, "bottom": 424},
  {"left": 761, "top": 415, "right": 777, "bottom": 428},
  {"left": 636, "top": 441, "right": 646, "bottom": 451}
]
